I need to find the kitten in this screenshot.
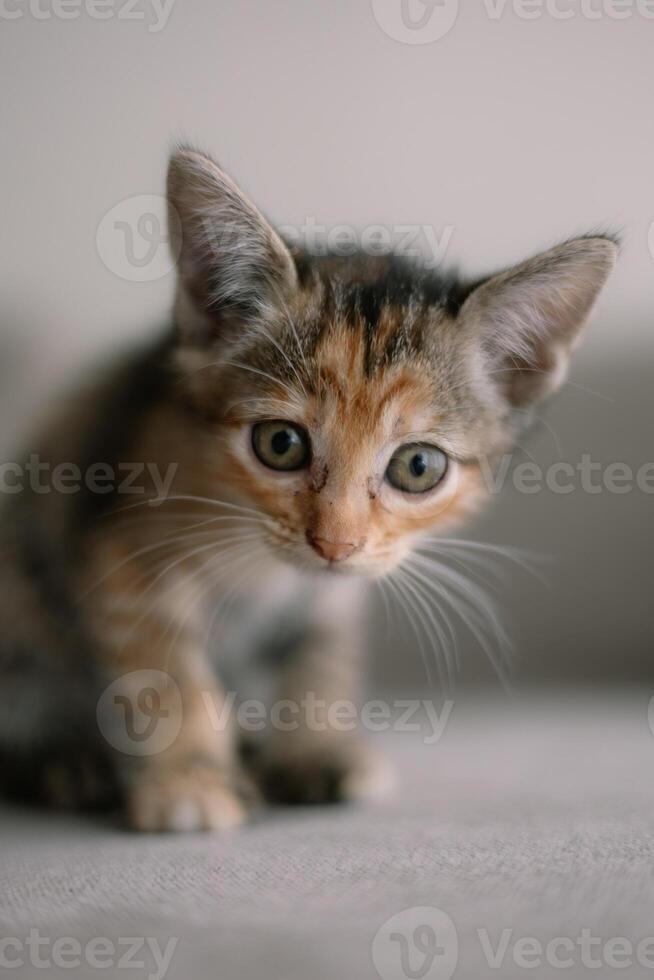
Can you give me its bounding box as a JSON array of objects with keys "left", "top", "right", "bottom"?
[{"left": 0, "top": 147, "right": 616, "bottom": 830}]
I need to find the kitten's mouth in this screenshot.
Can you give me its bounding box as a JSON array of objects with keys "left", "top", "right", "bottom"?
[
  {"left": 304, "top": 548, "right": 389, "bottom": 579},
  {"left": 265, "top": 536, "right": 371, "bottom": 577},
  {"left": 261, "top": 528, "right": 391, "bottom": 578},
  {"left": 316, "top": 559, "right": 360, "bottom": 576},
  {"left": 301, "top": 547, "right": 366, "bottom": 576}
]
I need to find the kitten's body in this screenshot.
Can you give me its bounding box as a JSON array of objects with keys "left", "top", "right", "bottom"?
[{"left": 0, "top": 148, "right": 617, "bottom": 829}]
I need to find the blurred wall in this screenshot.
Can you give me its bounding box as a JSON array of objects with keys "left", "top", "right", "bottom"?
[
  {"left": 370, "top": 353, "right": 654, "bottom": 690},
  {"left": 1, "top": 0, "right": 652, "bottom": 685}
]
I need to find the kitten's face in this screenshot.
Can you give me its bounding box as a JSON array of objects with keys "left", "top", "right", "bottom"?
[
  {"left": 168, "top": 147, "right": 616, "bottom": 578},
  {"left": 214, "top": 322, "right": 484, "bottom": 577}
]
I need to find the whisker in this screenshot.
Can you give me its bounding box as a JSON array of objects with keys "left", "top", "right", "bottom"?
[
  {"left": 161, "top": 540, "right": 263, "bottom": 673},
  {"left": 373, "top": 577, "right": 392, "bottom": 636},
  {"left": 255, "top": 320, "right": 309, "bottom": 399},
  {"left": 386, "top": 571, "right": 436, "bottom": 687},
  {"left": 136, "top": 531, "right": 261, "bottom": 598},
  {"left": 511, "top": 407, "right": 563, "bottom": 457},
  {"left": 396, "top": 567, "right": 456, "bottom": 688},
  {"left": 167, "top": 514, "right": 270, "bottom": 534},
  {"left": 111, "top": 536, "right": 261, "bottom": 658},
  {"left": 408, "top": 553, "right": 513, "bottom": 689},
  {"left": 268, "top": 278, "right": 312, "bottom": 384},
  {"left": 223, "top": 395, "right": 305, "bottom": 418},
  {"left": 109, "top": 494, "right": 268, "bottom": 520},
  {"left": 400, "top": 564, "right": 460, "bottom": 676},
  {"left": 79, "top": 520, "right": 263, "bottom": 599},
  {"left": 202, "top": 542, "right": 266, "bottom": 652},
  {"left": 215, "top": 358, "right": 305, "bottom": 408},
  {"left": 419, "top": 537, "right": 548, "bottom": 586}
]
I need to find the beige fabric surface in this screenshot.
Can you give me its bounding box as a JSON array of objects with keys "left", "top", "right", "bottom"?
[{"left": 0, "top": 692, "right": 652, "bottom": 979}]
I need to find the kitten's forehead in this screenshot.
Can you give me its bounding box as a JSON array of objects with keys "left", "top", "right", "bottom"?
[
  {"left": 215, "top": 253, "right": 505, "bottom": 460},
  {"left": 313, "top": 349, "right": 436, "bottom": 448},
  {"left": 295, "top": 253, "right": 460, "bottom": 373},
  {"left": 237, "top": 320, "right": 472, "bottom": 462}
]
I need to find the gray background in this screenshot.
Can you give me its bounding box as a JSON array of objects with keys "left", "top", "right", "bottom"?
[{"left": 1, "top": 0, "right": 652, "bottom": 688}]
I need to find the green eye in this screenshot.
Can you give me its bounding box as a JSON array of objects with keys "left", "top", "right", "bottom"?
[
  {"left": 386, "top": 443, "right": 448, "bottom": 494},
  {"left": 252, "top": 420, "right": 310, "bottom": 472}
]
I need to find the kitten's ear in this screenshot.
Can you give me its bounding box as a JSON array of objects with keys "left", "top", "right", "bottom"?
[
  {"left": 167, "top": 146, "right": 297, "bottom": 343},
  {"left": 459, "top": 236, "right": 618, "bottom": 406}
]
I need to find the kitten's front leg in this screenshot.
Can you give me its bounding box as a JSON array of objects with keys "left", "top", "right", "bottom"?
[
  {"left": 118, "top": 660, "right": 250, "bottom": 832},
  {"left": 256, "top": 581, "right": 393, "bottom": 805},
  {"left": 93, "top": 585, "right": 252, "bottom": 832}
]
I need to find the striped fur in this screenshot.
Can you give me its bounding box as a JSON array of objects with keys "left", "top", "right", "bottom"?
[{"left": 0, "top": 147, "right": 617, "bottom": 829}]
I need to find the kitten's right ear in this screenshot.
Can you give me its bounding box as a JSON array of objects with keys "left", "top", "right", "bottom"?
[
  {"left": 167, "top": 146, "right": 297, "bottom": 344},
  {"left": 458, "top": 236, "right": 618, "bottom": 407}
]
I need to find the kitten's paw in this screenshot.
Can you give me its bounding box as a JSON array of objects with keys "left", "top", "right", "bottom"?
[
  {"left": 41, "top": 757, "right": 120, "bottom": 810},
  {"left": 41, "top": 752, "right": 120, "bottom": 811},
  {"left": 126, "top": 763, "right": 254, "bottom": 832},
  {"left": 257, "top": 741, "right": 394, "bottom": 806}
]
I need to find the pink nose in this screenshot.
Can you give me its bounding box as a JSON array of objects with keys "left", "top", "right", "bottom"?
[{"left": 308, "top": 535, "right": 359, "bottom": 563}]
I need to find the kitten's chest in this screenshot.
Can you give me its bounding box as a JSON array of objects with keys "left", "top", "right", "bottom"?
[{"left": 206, "top": 565, "right": 314, "bottom": 695}]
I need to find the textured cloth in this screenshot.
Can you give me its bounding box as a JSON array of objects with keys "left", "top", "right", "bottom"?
[{"left": 1, "top": 692, "right": 653, "bottom": 979}]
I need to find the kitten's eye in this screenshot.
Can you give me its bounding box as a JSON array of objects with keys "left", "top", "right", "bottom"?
[
  {"left": 385, "top": 443, "right": 448, "bottom": 494},
  {"left": 251, "top": 420, "right": 310, "bottom": 472}
]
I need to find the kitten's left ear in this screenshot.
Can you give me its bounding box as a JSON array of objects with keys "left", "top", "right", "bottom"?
[
  {"left": 459, "top": 236, "right": 618, "bottom": 406},
  {"left": 167, "top": 145, "right": 297, "bottom": 343}
]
